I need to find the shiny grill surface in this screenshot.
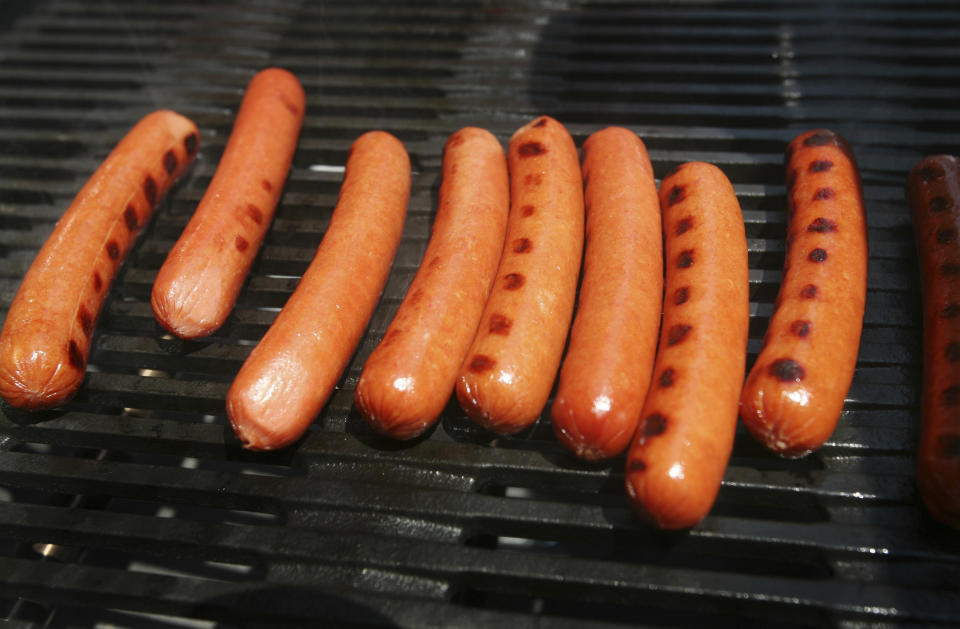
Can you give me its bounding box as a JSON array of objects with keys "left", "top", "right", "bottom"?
[{"left": 1, "top": 1, "right": 959, "bottom": 627}]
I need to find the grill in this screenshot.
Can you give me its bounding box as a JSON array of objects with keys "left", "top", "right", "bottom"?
[{"left": 1, "top": 1, "right": 959, "bottom": 626}]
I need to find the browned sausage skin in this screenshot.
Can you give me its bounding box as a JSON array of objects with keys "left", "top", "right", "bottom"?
[
  {"left": 551, "top": 127, "right": 662, "bottom": 460},
  {"left": 0, "top": 110, "right": 199, "bottom": 410},
  {"left": 906, "top": 154, "right": 960, "bottom": 529},
  {"left": 227, "top": 131, "right": 410, "bottom": 451},
  {"left": 624, "top": 162, "right": 749, "bottom": 529},
  {"left": 739, "top": 129, "right": 868, "bottom": 457},
  {"left": 455, "top": 115, "right": 584, "bottom": 435},
  {"left": 355, "top": 127, "right": 509, "bottom": 440},
  {"left": 152, "top": 68, "right": 305, "bottom": 339}
]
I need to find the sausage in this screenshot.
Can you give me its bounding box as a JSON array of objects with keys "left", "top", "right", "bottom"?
[
  {"left": 739, "top": 129, "right": 868, "bottom": 457},
  {"left": 906, "top": 154, "right": 960, "bottom": 529},
  {"left": 550, "top": 127, "right": 663, "bottom": 461},
  {"left": 0, "top": 110, "right": 199, "bottom": 410},
  {"left": 623, "top": 162, "right": 749, "bottom": 530},
  {"left": 152, "top": 67, "right": 305, "bottom": 339},
  {"left": 354, "top": 127, "right": 509, "bottom": 440},
  {"left": 226, "top": 131, "right": 410, "bottom": 450},
  {"left": 455, "top": 115, "right": 584, "bottom": 435}
]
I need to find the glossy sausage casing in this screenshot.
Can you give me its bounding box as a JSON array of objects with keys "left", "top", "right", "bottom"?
[
  {"left": 739, "top": 129, "right": 868, "bottom": 457},
  {"left": 624, "top": 162, "right": 749, "bottom": 529},
  {"left": 456, "top": 115, "right": 584, "bottom": 434},
  {"left": 152, "top": 68, "right": 305, "bottom": 339},
  {"left": 0, "top": 110, "right": 199, "bottom": 410},
  {"left": 355, "top": 127, "right": 509, "bottom": 440},
  {"left": 226, "top": 131, "right": 410, "bottom": 450},
  {"left": 906, "top": 154, "right": 960, "bottom": 529},
  {"left": 551, "top": 127, "right": 662, "bottom": 460}
]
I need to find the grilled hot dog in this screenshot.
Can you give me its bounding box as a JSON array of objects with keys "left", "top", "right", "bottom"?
[
  {"left": 739, "top": 129, "right": 867, "bottom": 457},
  {"left": 455, "top": 115, "right": 584, "bottom": 435},
  {"left": 152, "top": 67, "right": 305, "bottom": 339},
  {"left": 226, "top": 131, "right": 410, "bottom": 450},
  {"left": 551, "top": 127, "right": 662, "bottom": 460},
  {"left": 906, "top": 154, "right": 960, "bottom": 529},
  {"left": 0, "top": 110, "right": 199, "bottom": 410},
  {"left": 355, "top": 127, "right": 509, "bottom": 440},
  {"left": 624, "top": 162, "right": 749, "bottom": 529}
]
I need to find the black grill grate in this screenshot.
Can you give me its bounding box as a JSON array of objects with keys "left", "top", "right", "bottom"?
[{"left": 1, "top": 1, "right": 960, "bottom": 627}]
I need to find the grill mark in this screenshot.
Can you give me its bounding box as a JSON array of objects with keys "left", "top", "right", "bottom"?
[
  {"left": 667, "top": 185, "right": 686, "bottom": 206},
  {"left": 518, "top": 142, "right": 547, "bottom": 157},
  {"left": 807, "top": 217, "right": 837, "bottom": 233},
  {"left": 667, "top": 324, "right": 691, "bottom": 346},
  {"left": 406, "top": 289, "right": 424, "bottom": 308},
  {"left": 143, "top": 175, "right": 157, "bottom": 205},
  {"left": 524, "top": 173, "right": 543, "bottom": 186},
  {"left": 468, "top": 354, "right": 495, "bottom": 373},
  {"left": 676, "top": 217, "right": 693, "bottom": 236},
  {"left": 941, "top": 262, "right": 960, "bottom": 276},
  {"left": 919, "top": 164, "right": 945, "bottom": 183},
  {"left": 674, "top": 286, "right": 689, "bottom": 305},
  {"left": 163, "top": 149, "right": 178, "bottom": 175},
  {"left": 235, "top": 235, "right": 249, "bottom": 252},
  {"left": 488, "top": 314, "right": 512, "bottom": 335},
  {"left": 801, "top": 284, "right": 818, "bottom": 299},
  {"left": 769, "top": 358, "right": 805, "bottom": 382},
  {"left": 261, "top": 179, "right": 273, "bottom": 192},
  {"left": 106, "top": 240, "right": 120, "bottom": 260},
  {"left": 123, "top": 205, "right": 138, "bottom": 232},
  {"left": 946, "top": 343, "right": 960, "bottom": 363},
  {"left": 512, "top": 238, "right": 533, "bottom": 253},
  {"left": 812, "top": 187, "right": 835, "bottom": 201},
  {"left": 67, "top": 340, "right": 85, "bottom": 370},
  {"left": 809, "top": 248, "right": 828, "bottom": 263},
  {"left": 790, "top": 320, "right": 812, "bottom": 337},
  {"left": 245, "top": 203, "right": 263, "bottom": 225},
  {"left": 93, "top": 271, "right": 103, "bottom": 293},
  {"left": 943, "top": 386, "right": 960, "bottom": 408},
  {"left": 520, "top": 204, "right": 535, "bottom": 217},
  {"left": 184, "top": 133, "right": 198, "bottom": 155},
  {"left": 930, "top": 196, "right": 952, "bottom": 213},
  {"left": 503, "top": 273, "right": 525, "bottom": 290},
  {"left": 809, "top": 160, "right": 833, "bottom": 173},
  {"left": 279, "top": 94, "right": 299, "bottom": 116},
  {"left": 77, "top": 306, "right": 94, "bottom": 338},
  {"left": 627, "top": 460, "right": 647, "bottom": 472},
  {"left": 938, "top": 228, "right": 957, "bottom": 244},
  {"left": 641, "top": 413, "right": 668, "bottom": 439},
  {"left": 677, "top": 249, "right": 694, "bottom": 268},
  {"left": 803, "top": 131, "right": 838, "bottom": 147},
  {"left": 658, "top": 368, "right": 675, "bottom": 388}
]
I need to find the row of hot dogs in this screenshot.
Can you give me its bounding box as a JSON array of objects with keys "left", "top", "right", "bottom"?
[{"left": 0, "top": 67, "right": 955, "bottom": 530}]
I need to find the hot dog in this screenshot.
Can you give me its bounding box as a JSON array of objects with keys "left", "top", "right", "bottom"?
[
  {"left": 551, "top": 127, "right": 662, "bottom": 461},
  {"left": 0, "top": 110, "right": 199, "bottom": 411},
  {"left": 226, "top": 131, "right": 410, "bottom": 451},
  {"left": 739, "top": 129, "right": 868, "bottom": 457},
  {"left": 623, "top": 162, "right": 749, "bottom": 529},
  {"left": 455, "top": 115, "right": 584, "bottom": 435},
  {"left": 152, "top": 67, "right": 305, "bottom": 339},
  {"left": 354, "top": 127, "right": 509, "bottom": 440},
  {"left": 906, "top": 154, "right": 960, "bottom": 529}
]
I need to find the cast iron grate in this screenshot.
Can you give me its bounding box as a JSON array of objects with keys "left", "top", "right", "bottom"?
[{"left": 0, "top": 0, "right": 959, "bottom": 627}]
